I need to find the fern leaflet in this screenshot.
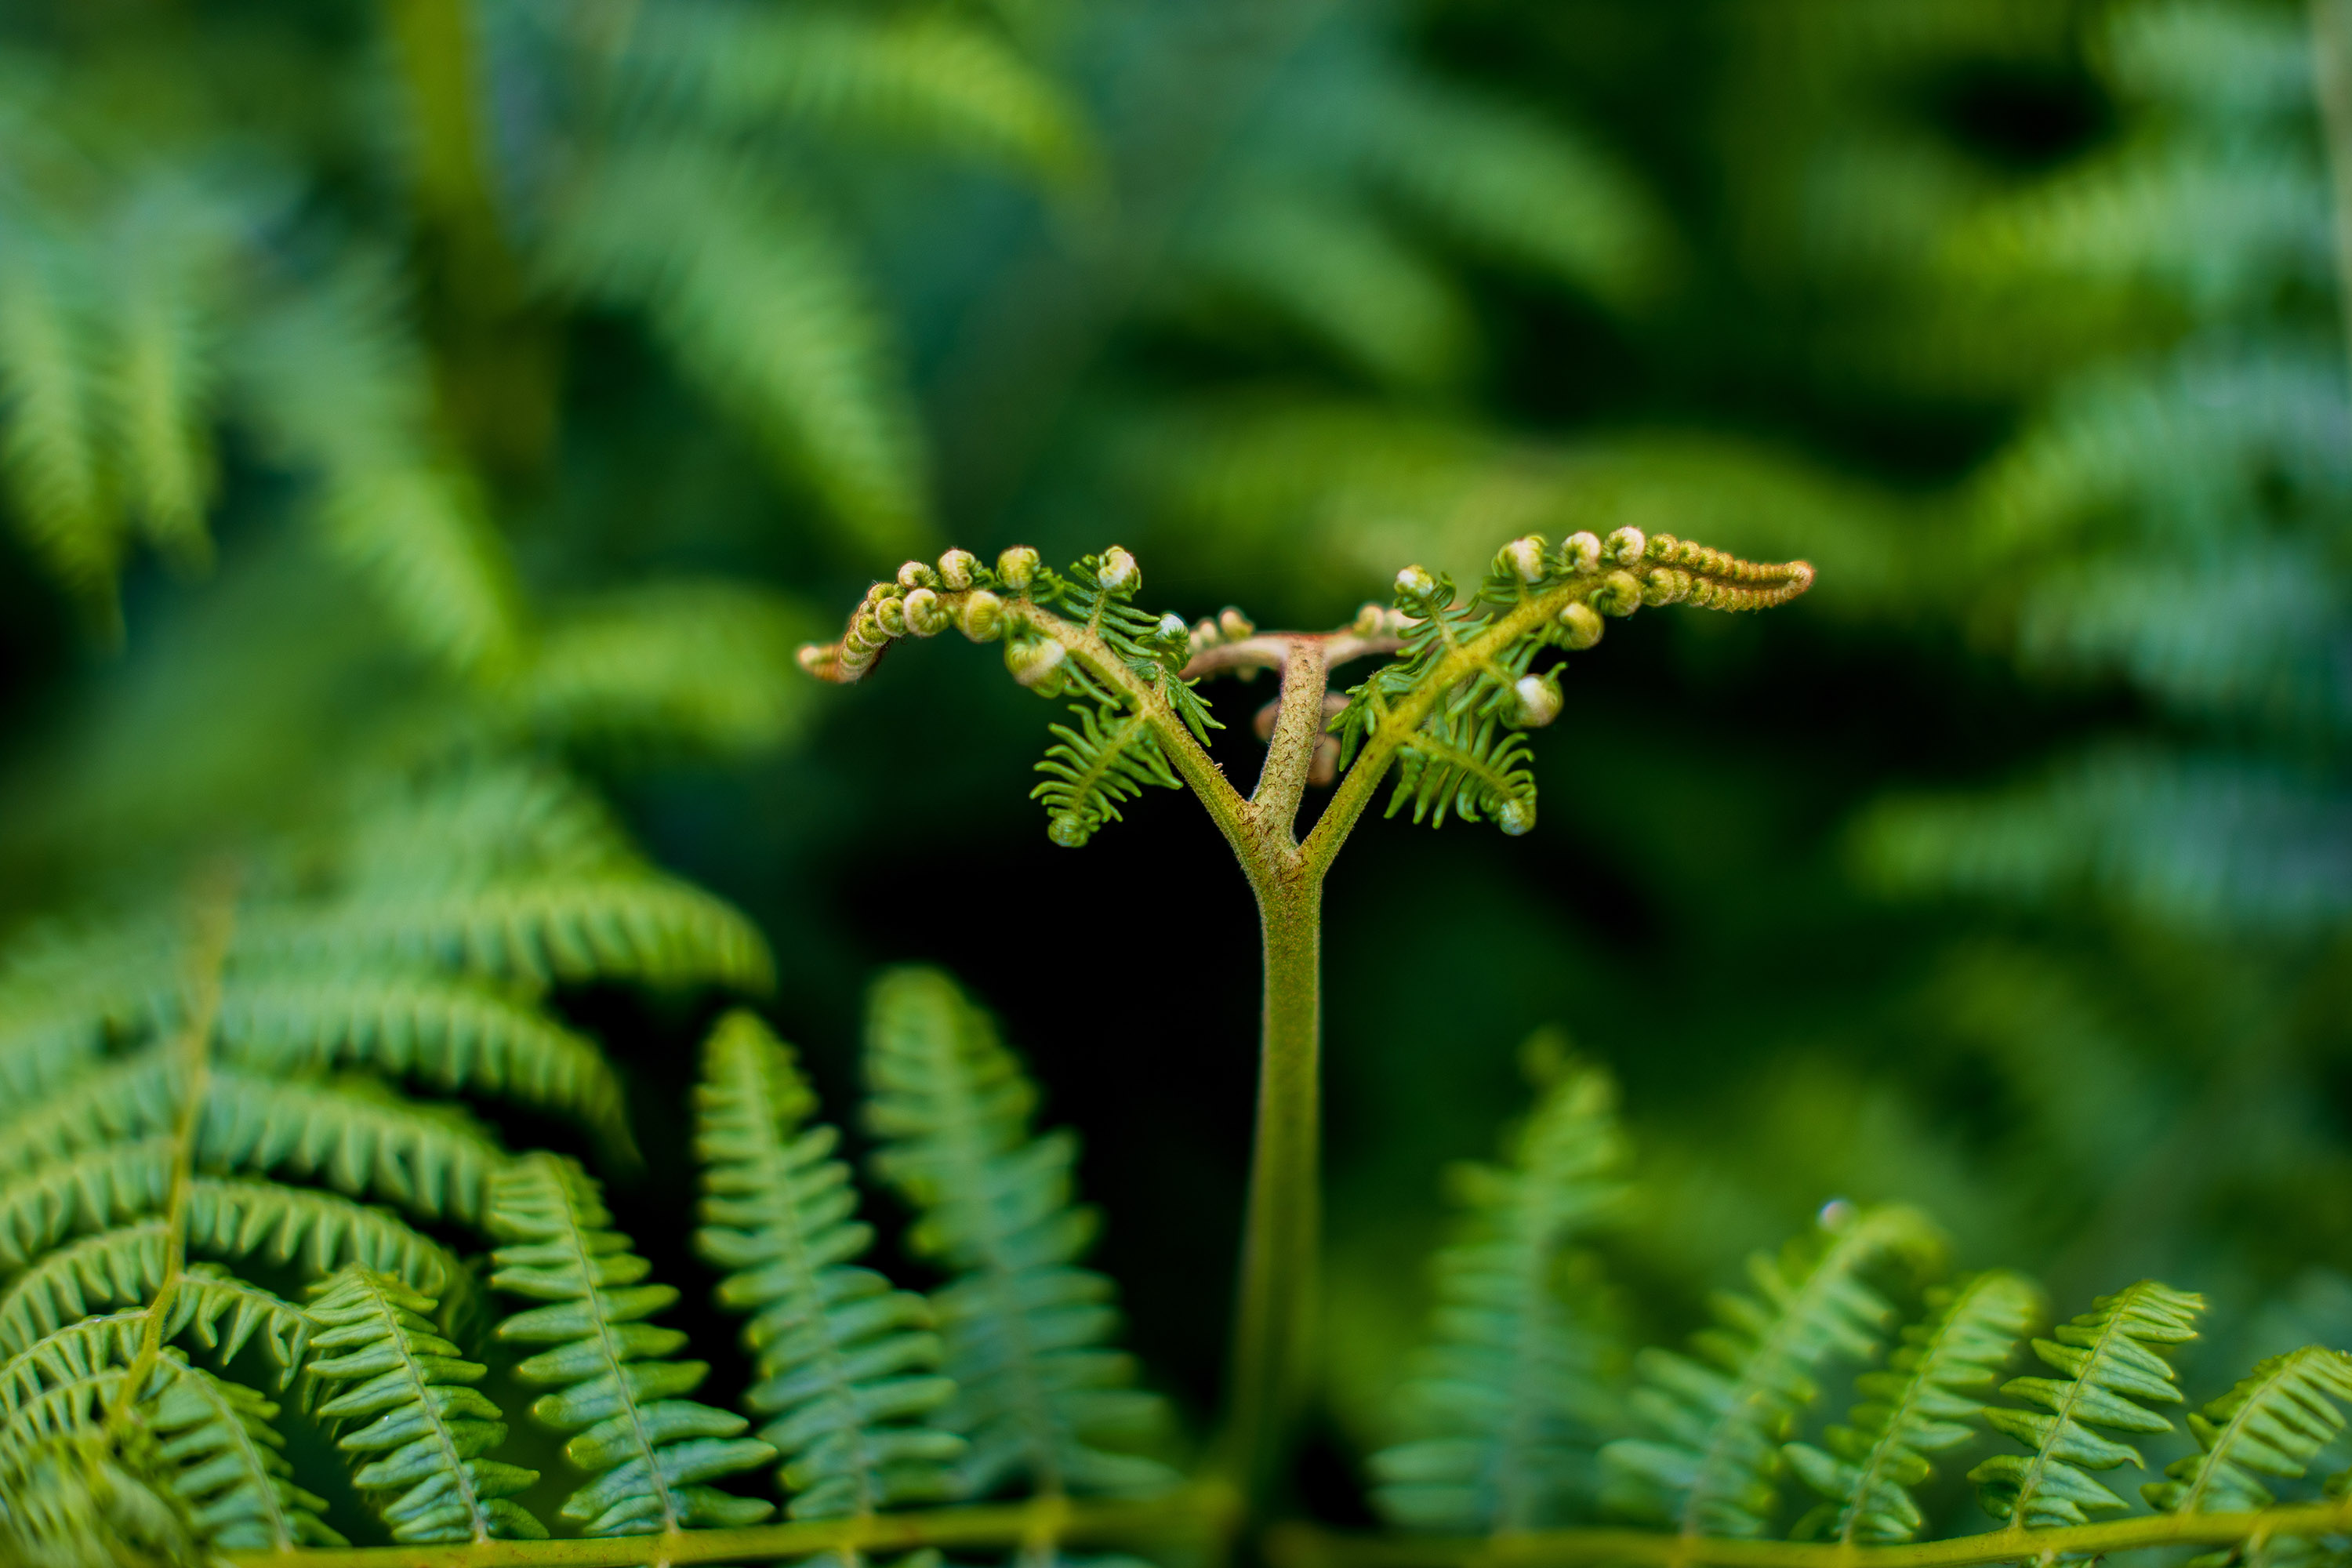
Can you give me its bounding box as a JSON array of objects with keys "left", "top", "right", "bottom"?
[
  {"left": 147, "top": 1360, "right": 341, "bottom": 1550},
  {"left": 2143, "top": 1344, "right": 2352, "bottom": 1515},
  {"left": 1969, "top": 1279, "right": 2203, "bottom": 1528},
  {"left": 1033, "top": 703, "right": 1185, "bottom": 848}
]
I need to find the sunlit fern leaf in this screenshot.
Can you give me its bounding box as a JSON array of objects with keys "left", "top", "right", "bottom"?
[
  {"left": 863, "top": 967, "right": 1179, "bottom": 1499},
  {"left": 199, "top": 1069, "right": 508, "bottom": 1224},
  {"left": 2143, "top": 1345, "right": 2352, "bottom": 1515},
  {"left": 182, "top": 1177, "right": 465, "bottom": 1301},
  {"left": 147, "top": 1360, "right": 343, "bottom": 1551},
  {"left": 515, "top": 583, "right": 819, "bottom": 757},
  {"left": 1385, "top": 710, "right": 1537, "bottom": 836},
  {"left": 1033, "top": 702, "right": 1185, "bottom": 848},
  {"left": 1784, "top": 1270, "right": 2045, "bottom": 1543},
  {"left": 0, "top": 221, "right": 121, "bottom": 616},
  {"left": 490, "top": 1152, "right": 776, "bottom": 1534},
  {"left": 1601, "top": 1205, "right": 1944, "bottom": 1537},
  {"left": 1370, "top": 1043, "right": 1630, "bottom": 1533},
  {"left": 305, "top": 1266, "right": 546, "bottom": 1544},
  {"left": 540, "top": 138, "right": 929, "bottom": 556},
  {"left": 625, "top": 2, "right": 1094, "bottom": 188},
  {"left": 216, "top": 967, "right": 632, "bottom": 1153},
  {"left": 694, "top": 1009, "right": 964, "bottom": 1517},
  {"left": 100, "top": 175, "right": 226, "bottom": 569},
  {"left": 0, "top": 1225, "right": 310, "bottom": 1367},
  {"left": 1969, "top": 1279, "right": 2203, "bottom": 1529},
  {"left": 231, "top": 260, "right": 524, "bottom": 677}
]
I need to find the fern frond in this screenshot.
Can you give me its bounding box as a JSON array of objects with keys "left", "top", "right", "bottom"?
[
  {"left": 2143, "top": 1345, "right": 2352, "bottom": 1515},
  {"left": 217, "top": 967, "right": 631, "bottom": 1150},
  {"left": 147, "top": 1360, "right": 343, "bottom": 1551},
  {"left": 695, "top": 1009, "right": 964, "bottom": 1517},
  {"left": 1784, "top": 1271, "right": 2045, "bottom": 1543},
  {"left": 0, "top": 1053, "right": 183, "bottom": 1181},
  {"left": 0, "top": 1226, "right": 308, "bottom": 1371},
  {"left": 491, "top": 1152, "right": 775, "bottom": 1534},
  {"left": 0, "top": 221, "right": 121, "bottom": 612},
  {"left": 540, "top": 139, "right": 928, "bottom": 554},
  {"left": 1969, "top": 1279, "right": 2203, "bottom": 1529},
  {"left": 1371, "top": 1047, "right": 1630, "bottom": 1533},
  {"left": 100, "top": 176, "right": 225, "bottom": 567},
  {"left": 0, "top": 1138, "right": 174, "bottom": 1268},
  {"left": 182, "top": 1177, "right": 463, "bottom": 1298},
  {"left": 305, "top": 1266, "right": 546, "bottom": 1544},
  {"left": 864, "top": 967, "right": 1178, "bottom": 1498},
  {"left": 1601, "top": 1206, "right": 1944, "bottom": 1537},
  {"left": 201, "top": 1069, "right": 508, "bottom": 1223},
  {"left": 1033, "top": 702, "right": 1185, "bottom": 848},
  {"left": 0, "top": 1421, "right": 201, "bottom": 1568},
  {"left": 1384, "top": 710, "right": 1537, "bottom": 835}
]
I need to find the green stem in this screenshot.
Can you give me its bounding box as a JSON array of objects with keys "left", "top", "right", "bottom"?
[{"left": 2312, "top": 0, "right": 2352, "bottom": 377}]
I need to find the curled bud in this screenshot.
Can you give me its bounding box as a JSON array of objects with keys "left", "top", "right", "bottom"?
[
  {"left": 898, "top": 560, "right": 939, "bottom": 591},
  {"left": 902, "top": 587, "right": 948, "bottom": 637},
  {"left": 1353, "top": 602, "right": 1386, "bottom": 637},
  {"left": 937, "top": 548, "right": 978, "bottom": 590},
  {"left": 959, "top": 590, "right": 1006, "bottom": 642},
  {"left": 1592, "top": 571, "right": 1643, "bottom": 617},
  {"left": 875, "top": 596, "right": 909, "bottom": 637},
  {"left": 998, "top": 546, "right": 1040, "bottom": 593},
  {"left": 1507, "top": 670, "right": 1563, "bottom": 729},
  {"left": 1643, "top": 532, "right": 1681, "bottom": 563},
  {"left": 1191, "top": 618, "right": 1221, "bottom": 655},
  {"left": 1497, "top": 797, "right": 1535, "bottom": 837},
  {"left": 1218, "top": 607, "right": 1255, "bottom": 641},
  {"left": 1640, "top": 568, "right": 1692, "bottom": 607},
  {"left": 1557, "top": 601, "right": 1604, "bottom": 650},
  {"left": 1004, "top": 634, "right": 1067, "bottom": 695},
  {"left": 1098, "top": 546, "right": 1141, "bottom": 595},
  {"left": 1396, "top": 564, "right": 1438, "bottom": 601},
  {"left": 1047, "top": 813, "right": 1091, "bottom": 848},
  {"left": 1606, "top": 527, "right": 1646, "bottom": 566},
  {"left": 1562, "top": 532, "right": 1603, "bottom": 575},
  {"left": 1497, "top": 535, "right": 1548, "bottom": 584},
  {"left": 1156, "top": 612, "right": 1189, "bottom": 644}
]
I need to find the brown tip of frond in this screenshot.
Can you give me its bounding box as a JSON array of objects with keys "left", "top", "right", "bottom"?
[
  {"left": 1640, "top": 534, "right": 1815, "bottom": 612},
  {"left": 797, "top": 601, "right": 893, "bottom": 684}
]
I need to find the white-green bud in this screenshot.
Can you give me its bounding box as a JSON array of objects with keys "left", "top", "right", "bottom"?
[
  {"left": 902, "top": 587, "right": 948, "bottom": 637},
  {"left": 1218, "top": 607, "right": 1255, "bottom": 641},
  {"left": 1640, "top": 568, "right": 1692, "bottom": 607},
  {"left": 1497, "top": 797, "right": 1534, "bottom": 836},
  {"left": 1192, "top": 618, "right": 1221, "bottom": 655},
  {"left": 1558, "top": 601, "right": 1604, "bottom": 650},
  {"left": 1507, "top": 670, "right": 1563, "bottom": 728},
  {"left": 1562, "top": 532, "right": 1603, "bottom": 575},
  {"left": 898, "top": 560, "right": 938, "bottom": 590},
  {"left": 1498, "top": 535, "right": 1548, "bottom": 584},
  {"left": 998, "top": 546, "right": 1040, "bottom": 593},
  {"left": 1156, "top": 612, "right": 1189, "bottom": 644},
  {"left": 959, "top": 590, "right": 1006, "bottom": 641},
  {"left": 1396, "top": 564, "right": 1437, "bottom": 600},
  {"left": 1592, "top": 571, "right": 1643, "bottom": 617},
  {"left": 1606, "top": 527, "right": 1646, "bottom": 566},
  {"left": 874, "top": 596, "right": 909, "bottom": 637},
  {"left": 1005, "top": 634, "right": 1067, "bottom": 694},
  {"left": 1047, "top": 813, "right": 1091, "bottom": 849},
  {"left": 1353, "top": 603, "right": 1385, "bottom": 637},
  {"left": 1098, "top": 546, "right": 1140, "bottom": 595},
  {"left": 937, "top": 548, "right": 978, "bottom": 590}
]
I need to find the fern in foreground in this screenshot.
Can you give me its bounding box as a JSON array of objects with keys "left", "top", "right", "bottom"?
[
  {"left": 695, "top": 1009, "right": 964, "bottom": 1517},
  {"left": 1371, "top": 1042, "right": 1629, "bottom": 1532},
  {"left": 865, "top": 967, "right": 1179, "bottom": 1499},
  {"left": 1969, "top": 1280, "right": 2204, "bottom": 1529},
  {"left": 2142, "top": 1345, "right": 2352, "bottom": 1515}
]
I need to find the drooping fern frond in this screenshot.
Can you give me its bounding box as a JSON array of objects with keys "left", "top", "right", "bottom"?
[
  {"left": 1969, "top": 1279, "right": 2204, "bottom": 1529},
  {"left": 1033, "top": 702, "right": 1185, "bottom": 848},
  {"left": 146, "top": 1360, "right": 341, "bottom": 1551},
  {"left": 1370, "top": 1042, "right": 1630, "bottom": 1533},
  {"left": 694, "top": 1010, "right": 964, "bottom": 1518},
  {"left": 305, "top": 1266, "right": 545, "bottom": 1544},
  {"left": 1602, "top": 1205, "right": 1944, "bottom": 1537},
  {"left": 864, "top": 967, "right": 1178, "bottom": 1498},
  {"left": 1382, "top": 710, "right": 1537, "bottom": 835},
  {"left": 1784, "top": 1270, "right": 2045, "bottom": 1543},
  {"left": 490, "top": 1152, "right": 777, "bottom": 1534},
  {"left": 2142, "top": 1344, "right": 2352, "bottom": 1515}
]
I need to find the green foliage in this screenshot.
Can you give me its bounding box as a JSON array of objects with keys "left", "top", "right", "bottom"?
[
  {"left": 1602, "top": 1205, "right": 1944, "bottom": 1537},
  {"left": 491, "top": 1153, "right": 776, "bottom": 1534},
  {"left": 2144, "top": 1345, "right": 2352, "bottom": 1515},
  {"left": 694, "top": 1009, "right": 963, "bottom": 1518},
  {"left": 1969, "top": 1281, "right": 2204, "bottom": 1529},
  {"left": 304, "top": 1268, "right": 543, "bottom": 1544},
  {"left": 1370, "top": 1044, "right": 1629, "bottom": 1532},
  {"left": 1033, "top": 702, "right": 1185, "bottom": 849},
  {"left": 864, "top": 966, "right": 1178, "bottom": 1498},
  {"left": 1784, "top": 1272, "right": 2045, "bottom": 1543}
]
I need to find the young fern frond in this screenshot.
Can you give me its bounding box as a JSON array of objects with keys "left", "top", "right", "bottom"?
[
  {"left": 1602, "top": 1206, "right": 1944, "bottom": 1537},
  {"left": 1383, "top": 710, "right": 1537, "bottom": 834},
  {"left": 1033, "top": 702, "right": 1185, "bottom": 848},
  {"left": 864, "top": 967, "right": 1179, "bottom": 1499},
  {"left": 305, "top": 1266, "right": 546, "bottom": 1544},
  {"left": 490, "top": 1152, "right": 777, "bottom": 1534},
  {"left": 1784, "top": 1271, "right": 2045, "bottom": 1543},
  {"left": 147, "top": 1361, "right": 341, "bottom": 1551},
  {"left": 2141, "top": 1345, "right": 2352, "bottom": 1515},
  {"left": 694, "top": 1010, "right": 964, "bottom": 1517},
  {"left": 1969, "top": 1279, "right": 2203, "bottom": 1529},
  {"left": 1371, "top": 1045, "right": 1630, "bottom": 1533}
]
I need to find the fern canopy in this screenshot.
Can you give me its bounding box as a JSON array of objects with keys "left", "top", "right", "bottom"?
[
  {"left": 694, "top": 1009, "right": 964, "bottom": 1518},
  {"left": 864, "top": 966, "right": 1179, "bottom": 1499},
  {"left": 1371, "top": 1043, "right": 1629, "bottom": 1532},
  {"left": 1969, "top": 1280, "right": 2204, "bottom": 1529}
]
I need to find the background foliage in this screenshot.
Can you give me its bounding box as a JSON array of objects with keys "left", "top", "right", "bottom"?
[{"left": 2, "top": 0, "right": 2348, "bottom": 1543}]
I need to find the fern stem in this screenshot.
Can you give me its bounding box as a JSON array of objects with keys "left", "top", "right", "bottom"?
[{"left": 2312, "top": 0, "right": 2352, "bottom": 378}]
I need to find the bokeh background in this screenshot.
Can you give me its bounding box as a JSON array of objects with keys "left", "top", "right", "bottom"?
[{"left": 2, "top": 0, "right": 2348, "bottom": 1526}]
